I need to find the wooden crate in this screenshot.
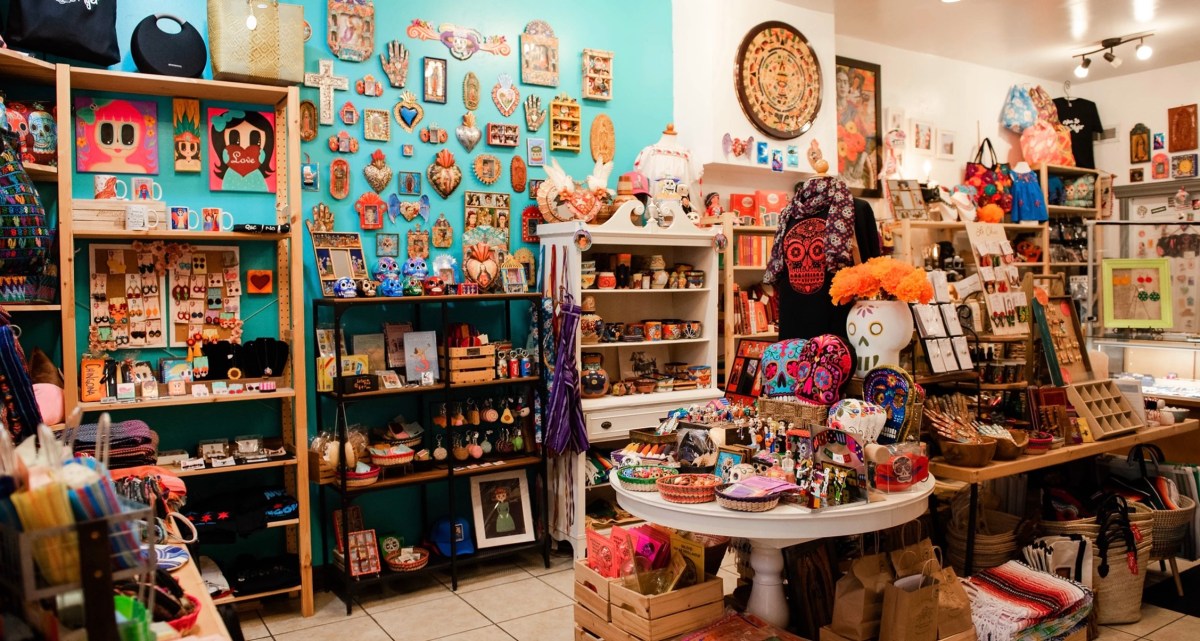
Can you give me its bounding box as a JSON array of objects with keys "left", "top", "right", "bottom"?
[
  {"left": 576, "top": 604, "right": 639, "bottom": 641},
  {"left": 72, "top": 199, "right": 167, "bottom": 231},
  {"left": 439, "top": 344, "right": 496, "bottom": 384},
  {"left": 306, "top": 449, "right": 335, "bottom": 485},
  {"left": 607, "top": 574, "right": 724, "bottom": 641},
  {"left": 575, "top": 559, "right": 616, "bottom": 621}
]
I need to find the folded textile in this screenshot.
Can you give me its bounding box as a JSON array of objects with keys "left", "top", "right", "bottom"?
[
  {"left": 183, "top": 487, "right": 298, "bottom": 543},
  {"left": 74, "top": 419, "right": 155, "bottom": 448},
  {"left": 963, "top": 561, "right": 1092, "bottom": 641}
]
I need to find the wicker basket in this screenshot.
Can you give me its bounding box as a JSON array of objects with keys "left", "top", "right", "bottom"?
[
  {"left": 1149, "top": 495, "right": 1197, "bottom": 560},
  {"left": 1026, "top": 435, "right": 1053, "bottom": 455},
  {"left": 993, "top": 430, "right": 1028, "bottom": 460},
  {"left": 1041, "top": 501, "right": 1154, "bottom": 539},
  {"left": 616, "top": 465, "right": 677, "bottom": 492},
  {"left": 938, "top": 436, "right": 998, "bottom": 468},
  {"left": 715, "top": 484, "right": 781, "bottom": 512},
  {"left": 386, "top": 546, "right": 430, "bottom": 572},
  {"left": 656, "top": 474, "right": 722, "bottom": 504},
  {"left": 757, "top": 397, "right": 829, "bottom": 426},
  {"left": 369, "top": 447, "right": 416, "bottom": 467},
  {"left": 344, "top": 465, "right": 381, "bottom": 489},
  {"left": 1094, "top": 537, "right": 1153, "bottom": 625},
  {"left": 945, "top": 488, "right": 1022, "bottom": 574}
]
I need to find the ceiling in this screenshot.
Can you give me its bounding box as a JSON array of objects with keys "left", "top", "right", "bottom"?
[{"left": 833, "top": 0, "right": 1200, "bottom": 83}]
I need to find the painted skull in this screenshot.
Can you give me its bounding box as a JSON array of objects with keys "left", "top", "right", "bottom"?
[
  {"left": 403, "top": 275, "right": 425, "bottom": 296},
  {"left": 360, "top": 279, "right": 378, "bottom": 297},
  {"left": 402, "top": 257, "right": 428, "bottom": 278},
  {"left": 333, "top": 277, "right": 357, "bottom": 298},
  {"left": 379, "top": 277, "right": 405, "bottom": 297},
  {"left": 380, "top": 535, "right": 402, "bottom": 556},
  {"left": 828, "top": 399, "right": 888, "bottom": 444},
  {"left": 846, "top": 301, "right": 915, "bottom": 376},
  {"left": 792, "top": 333, "right": 853, "bottom": 406},
  {"left": 864, "top": 367, "right": 914, "bottom": 445},
  {"left": 28, "top": 105, "right": 55, "bottom": 154},
  {"left": 373, "top": 257, "right": 399, "bottom": 281},
  {"left": 422, "top": 276, "right": 445, "bottom": 295},
  {"left": 784, "top": 217, "right": 826, "bottom": 294},
  {"left": 5, "top": 108, "right": 28, "bottom": 154},
  {"left": 760, "top": 338, "right": 807, "bottom": 398}
]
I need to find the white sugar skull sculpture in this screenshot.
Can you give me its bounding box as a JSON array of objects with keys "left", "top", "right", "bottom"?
[{"left": 845, "top": 300, "right": 915, "bottom": 377}]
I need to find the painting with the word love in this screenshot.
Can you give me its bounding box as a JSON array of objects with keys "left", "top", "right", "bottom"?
[{"left": 208, "top": 107, "right": 276, "bottom": 193}]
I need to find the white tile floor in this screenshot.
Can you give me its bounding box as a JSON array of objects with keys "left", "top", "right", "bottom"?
[{"left": 238, "top": 551, "right": 1200, "bottom": 641}]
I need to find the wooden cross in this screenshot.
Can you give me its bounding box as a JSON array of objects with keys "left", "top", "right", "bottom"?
[{"left": 304, "top": 59, "right": 348, "bottom": 126}]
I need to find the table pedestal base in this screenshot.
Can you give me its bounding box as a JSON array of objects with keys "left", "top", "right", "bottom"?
[{"left": 746, "top": 538, "right": 808, "bottom": 628}]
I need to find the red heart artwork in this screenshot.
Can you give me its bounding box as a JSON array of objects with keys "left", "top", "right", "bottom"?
[
  {"left": 225, "top": 145, "right": 263, "bottom": 176},
  {"left": 247, "top": 270, "right": 273, "bottom": 293}
]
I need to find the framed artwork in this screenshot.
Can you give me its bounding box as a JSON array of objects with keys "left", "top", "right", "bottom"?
[
  {"left": 487, "top": 123, "right": 520, "bottom": 147},
  {"left": 936, "top": 129, "right": 957, "bottom": 160},
  {"left": 305, "top": 223, "right": 368, "bottom": 297},
  {"left": 376, "top": 233, "right": 400, "bottom": 257},
  {"left": 172, "top": 99, "right": 201, "bottom": 173},
  {"left": 300, "top": 100, "right": 318, "bottom": 142},
  {"left": 835, "top": 57, "right": 883, "bottom": 197},
  {"left": 470, "top": 470, "right": 535, "bottom": 549},
  {"left": 1152, "top": 153, "right": 1169, "bottom": 179},
  {"left": 74, "top": 97, "right": 159, "bottom": 174},
  {"left": 397, "top": 171, "right": 421, "bottom": 196},
  {"left": 345, "top": 529, "right": 381, "bottom": 577},
  {"left": 363, "top": 108, "right": 390, "bottom": 142},
  {"left": 520, "top": 21, "right": 559, "bottom": 87},
  {"left": 500, "top": 257, "right": 527, "bottom": 294},
  {"left": 884, "top": 106, "right": 905, "bottom": 133},
  {"left": 582, "top": 48, "right": 612, "bottom": 101},
  {"left": 423, "top": 57, "right": 447, "bottom": 104},
  {"left": 1130, "top": 168, "right": 1144, "bottom": 183},
  {"left": 910, "top": 120, "right": 934, "bottom": 155},
  {"left": 724, "top": 338, "right": 774, "bottom": 406},
  {"left": 734, "top": 21, "right": 822, "bottom": 139},
  {"left": 1168, "top": 104, "right": 1197, "bottom": 152},
  {"left": 1102, "top": 258, "right": 1173, "bottom": 329},
  {"left": 1171, "top": 154, "right": 1198, "bottom": 179},
  {"left": 208, "top": 108, "right": 276, "bottom": 193},
  {"left": 246, "top": 270, "right": 273, "bottom": 294},
  {"left": 327, "top": 0, "right": 375, "bottom": 62},
  {"left": 714, "top": 446, "right": 750, "bottom": 482},
  {"left": 1153, "top": 132, "right": 1166, "bottom": 150},
  {"left": 1130, "top": 123, "right": 1151, "bottom": 164},
  {"left": 886, "top": 179, "right": 927, "bottom": 220},
  {"left": 527, "top": 137, "right": 546, "bottom": 166},
  {"left": 402, "top": 330, "right": 438, "bottom": 384}
]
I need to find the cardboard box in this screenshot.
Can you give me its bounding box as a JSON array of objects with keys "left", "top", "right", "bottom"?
[{"left": 755, "top": 190, "right": 789, "bottom": 219}]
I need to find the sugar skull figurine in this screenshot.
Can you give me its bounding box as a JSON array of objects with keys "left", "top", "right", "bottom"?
[
  {"left": 4, "top": 103, "right": 30, "bottom": 161},
  {"left": 379, "top": 277, "right": 405, "bottom": 297},
  {"left": 403, "top": 275, "right": 425, "bottom": 296},
  {"left": 27, "top": 103, "right": 56, "bottom": 166},
  {"left": 333, "top": 277, "right": 357, "bottom": 298},
  {"left": 373, "top": 256, "right": 400, "bottom": 282},
  {"left": 846, "top": 301, "right": 915, "bottom": 377},
  {"left": 402, "top": 257, "right": 428, "bottom": 279},
  {"left": 360, "top": 279, "right": 379, "bottom": 297},
  {"left": 422, "top": 275, "right": 445, "bottom": 295},
  {"left": 380, "top": 535, "right": 403, "bottom": 558}
]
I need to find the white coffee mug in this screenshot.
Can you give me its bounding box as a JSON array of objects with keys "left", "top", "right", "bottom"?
[
  {"left": 170, "top": 206, "right": 202, "bottom": 231},
  {"left": 125, "top": 204, "right": 161, "bottom": 231},
  {"left": 131, "top": 177, "right": 164, "bottom": 201},
  {"left": 94, "top": 175, "right": 128, "bottom": 200},
  {"left": 201, "top": 208, "right": 234, "bottom": 232}
]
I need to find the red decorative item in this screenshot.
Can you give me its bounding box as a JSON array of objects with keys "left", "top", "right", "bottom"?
[
  {"left": 521, "top": 205, "right": 540, "bottom": 243},
  {"left": 356, "top": 192, "right": 387, "bottom": 230},
  {"left": 330, "top": 159, "right": 351, "bottom": 200}
]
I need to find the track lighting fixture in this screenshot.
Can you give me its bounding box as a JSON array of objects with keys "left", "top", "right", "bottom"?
[
  {"left": 1104, "top": 50, "right": 1122, "bottom": 68},
  {"left": 1072, "top": 33, "right": 1153, "bottom": 76},
  {"left": 1074, "top": 57, "right": 1091, "bottom": 78}
]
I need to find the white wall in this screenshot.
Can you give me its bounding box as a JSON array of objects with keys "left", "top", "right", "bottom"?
[
  {"left": 1071, "top": 59, "right": 1200, "bottom": 183},
  {"left": 835, "top": 35, "right": 1059, "bottom": 189}
]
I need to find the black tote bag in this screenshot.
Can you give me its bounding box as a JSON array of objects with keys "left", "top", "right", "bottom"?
[{"left": 6, "top": 0, "right": 120, "bottom": 66}]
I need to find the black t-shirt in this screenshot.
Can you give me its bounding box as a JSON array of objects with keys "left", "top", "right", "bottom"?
[
  {"left": 1053, "top": 97, "right": 1103, "bottom": 169},
  {"left": 778, "top": 199, "right": 881, "bottom": 343}
]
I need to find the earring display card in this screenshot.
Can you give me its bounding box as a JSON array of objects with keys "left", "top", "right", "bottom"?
[
  {"left": 166, "top": 245, "right": 241, "bottom": 347},
  {"left": 88, "top": 244, "right": 169, "bottom": 350},
  {"left": 940, "top": 303, "right": 964, "bottom": 336},
  {"left": 951, "top": 336, "right": 973, "bottom": 370},
  {"left": 912, "top": 304, "right": 948, "bottom": 338},
  {"left": 965, "top": 223, "right": 1029, "bottom": 336}
]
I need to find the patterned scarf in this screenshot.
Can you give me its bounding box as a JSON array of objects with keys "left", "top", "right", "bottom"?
[{"left": 764, "top": 176, "right": 856, "bottom": 285}]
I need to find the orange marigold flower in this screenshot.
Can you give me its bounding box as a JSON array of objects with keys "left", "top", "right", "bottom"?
[{"left": 895, "top": 269, "right": 934, "bottom": 304}]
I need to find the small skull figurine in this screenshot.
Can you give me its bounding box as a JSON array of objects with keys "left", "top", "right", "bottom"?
[
  {"left": 380, "top": 535, "right": 403, "bottom": 558},
  {"left": 422, "top": 275, "right": 445, "bottom": 295},
  {"left": 27, "top": 104, "right": 56, "bottom": 165},
  {"left": 333, "top": 277, "right": 358, "bottom": 298},
  {"left": 403, "top": 275, "right": 425, "bottom": 296},
  {"left": 361, "top": 279, "right": 379, "bottom": 297},
  {"left": 373, "top": 257, "right": 400, "bottom": 282},
  {"left": 379, "top": 277, "right": 405, "bottom": 297},
  {"left": 402, "top": 257, "right": 428, "bottom": 278}
]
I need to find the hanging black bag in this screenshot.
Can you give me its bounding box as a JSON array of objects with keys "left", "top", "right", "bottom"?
[{"left": 5, "top": 0, "right": 121, "bottom": 66}]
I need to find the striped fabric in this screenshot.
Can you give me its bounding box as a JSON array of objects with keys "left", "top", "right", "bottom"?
[{"left": 963, "top": 561, "right": 1092, "bottom": 641}]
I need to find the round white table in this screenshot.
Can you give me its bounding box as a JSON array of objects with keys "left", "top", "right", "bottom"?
[{"left": 610, "top": 473, "right": 935, "bottom": 628}]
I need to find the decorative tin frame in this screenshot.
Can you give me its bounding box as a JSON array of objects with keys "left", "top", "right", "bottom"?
[
  {"left": 327, "top": 0, "right": 375, "bottom": 62},
  {"left": 363, "top": 108, "right": 390, "bottom": 142},
  {"left": 487, "top": 123, "right": 520, "bottom": 147},
  {"left": 582, "top": 48, "right": 612, "bottom": 101},
  {"left": 520, "top": 21, "right": 559, "bottom": 87},
  {"left": 423, "top": 57, "right": 448, "bottom": 104}
]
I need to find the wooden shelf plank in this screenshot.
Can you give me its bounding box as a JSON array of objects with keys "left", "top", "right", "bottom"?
[
  {"left": 1047, "top": 205, "right": 1098, "bottom": 216},
  {"left": 315, "top": 292, "right": 542, "bottom": 306},
  {"left": 171, "top": 457, "right": 297, "bottom": 478},
  {"left": 4, "top": 303, "right": 60, "bottom": 312},
  {"left": 78, "top": 387, "right": 295, "bottom": 412},
  {"left": 930, "top": 419, "right": 1199, "bottom": 484},
  {"left": 213, "top": 585, "right": 301, "bottom": 605},
  {"left": 0, "top": 49, "right": 57, "bottom": 84},
  {"left": 71, "top": 67, "right": 288, "bottom": 104},
  {"left": 73, "top": 229, "right": 288, "bottom": 242},
  {"left": 173, "top": 549, "right": 230, "bottom": 637},
  {"left": 1043, "top": 164, "right": 1099, "bottom": 178},
  {"left": 585, "top": 288, "right": 712, "bottom": 294},
  {"left": 584, "top": 338, "right": 708, "bottom": 348},
  {"left": 331, "top": 455, "right": 544, "bottom": 495},
  {"left": 905, "top": 221, "right": 1046, "bottom": 231},
  {"left": 733, "top": 332, "right": 777, "bottom": 340},
  {"left": 732, "top": 226, "right": 777, "bottom": 234},
  {"left": 23, "top": 162, "right": 58, "bottom": 182},
  {"left": 450, "top": 375, "right": 540, "bottom": 390}
]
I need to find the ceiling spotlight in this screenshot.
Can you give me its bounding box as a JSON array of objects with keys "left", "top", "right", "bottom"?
[
  {"left": 941, "top": 0, "right": 961, "bottom": 3},
  {"left": 1074, "top": 57, "right": 1091, "bottom": 78},
  {"left": 1136, "top": 39, "right": 1153, "bottom": 60},
  {"left": 1104, "top": 50, "right": 1122, "bottom": 68}
]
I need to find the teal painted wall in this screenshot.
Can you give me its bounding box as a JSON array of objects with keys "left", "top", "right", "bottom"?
[{"left": 60, "top": 0, "right": 673, "bottom": 559}]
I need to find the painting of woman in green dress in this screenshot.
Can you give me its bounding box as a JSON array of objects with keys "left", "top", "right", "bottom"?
[{"left": 474, "top": 473, "right": 533, "bottom": 548}]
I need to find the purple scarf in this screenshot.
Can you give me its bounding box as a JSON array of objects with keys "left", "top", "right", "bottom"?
[{"left": 764, "top": 176, "right": 856, "bottom": 285}]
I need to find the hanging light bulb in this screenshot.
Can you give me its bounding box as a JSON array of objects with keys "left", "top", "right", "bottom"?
[
  {"left": 1104, "top": 49, "right": 1123, "bottom": 68},
  {"left": 1136, "top": 39, "right": 1153, "bottom": 60},
  {"left": 1074, "top": 57, "right": 1091, "bottom": 78}
]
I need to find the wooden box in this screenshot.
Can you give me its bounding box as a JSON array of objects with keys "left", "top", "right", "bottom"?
[
  {"left": 439, "top": 344, "right": 497, "bottom": 384},
  {"left": 608, "top": 574, "right": 724, "bottom": 641},
  {"left": 307, "top": 449, "right": 336, "bottom": 485},
  {"left": 1067, "top": 379, "right": 1143, "bottom": 440},
  {"left": 72, "top": 199, "right": 167, "bottom": 231},
  {"left": 575, "top": 559, "right": 616, "bottom": 621}
]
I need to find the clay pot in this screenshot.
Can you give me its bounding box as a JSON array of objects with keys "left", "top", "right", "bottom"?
[
  {"left": 688, "top": 365, "right": 712, "bottom": 387},
  {"left": 580, "top": 313, "right": 604, "bottom": 345},
  {"left": 651, "top": 269, "right": 669, "bottom": 289},
  {"left": 597, "top": 271, "right": 616, "bottom": 289},
  {"left": 634, "top": 378, "right": 656, "bottom": 394},
  {"left": 644, "top": 321, "right": 663, "bottom": 341}
]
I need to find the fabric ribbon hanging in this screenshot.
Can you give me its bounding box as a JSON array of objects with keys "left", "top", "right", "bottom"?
[{"left": 545, "top": 290, "right": 587, "bottom": 455}]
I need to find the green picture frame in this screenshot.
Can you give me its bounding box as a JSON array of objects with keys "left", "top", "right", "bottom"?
[{"left": 1101, "top": 258, "right": 1173, "bottom": 329}]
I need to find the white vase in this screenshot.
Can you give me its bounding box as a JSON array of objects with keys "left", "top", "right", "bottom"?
[{"left": 846, "top": 300, "right": 914, "bottom": 377}]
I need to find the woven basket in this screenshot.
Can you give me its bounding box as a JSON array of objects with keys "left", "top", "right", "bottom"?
[
  {"left": 369, "top": 448, "right": 416, "bottom": 467},
  {"left": 945, "top": 488, "right": 1022, "bottom": 574},
  {"left": 1149, "top": 495, "right": 1196, "bottom": 560},
  {"left": 1041, "top": 501, "right": 1154, "bottom": 539},
  {"left": 617, "top": 465, "right": 677, "bottom": 492},
  {"left": 1026, "top": 435, "right": 1053, "bottom": 455},
  {"left": 715, "top": 484, "right": 781, "bottom": 512},
  {"left": 938, "top": 436, "right": 998, "bottom": 468},
  {"left": 757, "top": 397, "right": 829, "bottom": 426},
  {"left": 993, "top": 430, "right": 1028, "bottom": 460},
  {"left": 656, "top": 474, "right": 721, "bottom": 503},
  {"left": 386, "top": 546, "right": 430, "bottom": 572},
  {"left": 1094, "top": 537, "right": 1153, "bottom": 625},
  {"left": 344, "top": 465, "right": 381, "bottom": 488}
]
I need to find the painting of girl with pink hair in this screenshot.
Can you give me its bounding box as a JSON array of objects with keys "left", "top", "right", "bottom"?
[{"left": 74, "top": 97, "right": 159, "bottom": 174}]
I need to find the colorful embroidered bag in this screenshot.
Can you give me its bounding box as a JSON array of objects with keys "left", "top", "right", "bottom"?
[
  {"left": 963, "top": 138, "right": 1013, "bottom": 214},
  {"left": 0, "top": 131, "right": 51, "bottom": 276},
  {"left": 1000, "top": 85, "right": 1037, "bottom": 133},
  {"left": 1028, "top": 85, "right": 1060, "bottom": 125},
  {"left": 760, "top": 339, "right": 807, "bottom": 398},
  {"left": 793, "top": 334, "right": 853, "bottom": 406},
  {"left": 1020, "top": 121, "right": 1076, "bottom": 168}
]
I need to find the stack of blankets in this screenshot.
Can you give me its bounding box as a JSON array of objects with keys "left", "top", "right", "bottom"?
[
  {"left": 963, "top": 561, "right": 1093, "bottom": 641},
  {"left": 73, "top": 419, "right": 159, "bottom": 468}
]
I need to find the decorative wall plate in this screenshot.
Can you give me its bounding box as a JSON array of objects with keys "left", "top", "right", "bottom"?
[
  {"left": 590, "top": 114, "right": 615, "bottom": 163},
  {"left": 487, "top": 123, "right": 519, "bottom": 147},
  {"left": 406, "top": 20, "right": 511, "bottom": 60},
  {"left": 492, "top": 74, "right": 520, "bottom": 117},
  {"left": 520, "top": 21, "right": 558, "bottom": 87},
  {"left": 734, "top": 21, "right": 822, "bottom": 139},
  {"left": 340, "top": 101, "right": 359, "bottom": 125},
  {"left": 511, "top": 156, "right": 527, "bottom": 193},
  {"left": 432, "top": 213, "right": 454, "bottom": 248},
  {"left": 328, "top": 131, "right": 359, "bottom": 154},
  {"left": 328, "top": 0, "right": 375, "bottom": 62},
  {"left": 473, "top": 154, "right": 502, "bottom": 185},
  {"left": 419, "top": 123, "right": 448, "bottom": 144},
  {"left": 463, "top": 72, "right": 481, "bottom": 110},
  {"left": 427, "top": 149, "right": 462, "bottom": 198},
  {"left": 303, "top": 60, "right": 348, "bottom": 126},
  {"left": 355, "top": 74, "right": 384, "bottom": 97},
  {"left": 582, "top": 48, "right": 613, "bottom": 101},
  {"left": 356, "top": 192, "right": 387, "bottom": 230},
  {"left": 456, "top": 112, "right": 482, "bottom": 152},
  {"left": 393, "top": 91, "right": 424, "bottom": 133},
  {"left": 363, "top": 149, "right": 393, "bottom": 193},
  {"left": 299, "top": 100, "right": 318, "bottom": 142},
  {"left": 524, "top": 94, "right": 546, "bottom": 132},
  {"left": 330, "top": 159, "right": 350, "bottom": 199},
  {"left": 363, "top": 108, "right": 390, "bottom": 142}
]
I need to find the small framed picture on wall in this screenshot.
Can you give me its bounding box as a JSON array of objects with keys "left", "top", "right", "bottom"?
[
  {"left": 936, "top": 129, "right": 956, "bottom": 160},
  {"left": 911, "top": 120, "right": 934, "bottom": 155}
]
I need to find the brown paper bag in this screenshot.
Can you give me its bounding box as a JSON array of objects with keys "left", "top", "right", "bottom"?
[
  {"left": 880, "top": 573, "right": 940, "bottom": 641},
  {"left": 830, "top": 553, "right": 894, "bottom": 641},
  {"left": 890, "top": 538, "right": 939, "bottom": 578},
  {"left": 936, "top": 567, "right": 974, "bottom": 639}
]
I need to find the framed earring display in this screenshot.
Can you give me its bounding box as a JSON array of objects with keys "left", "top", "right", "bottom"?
[{"left": 1101, "top": 258, "right": 1173, "bottom": 329}]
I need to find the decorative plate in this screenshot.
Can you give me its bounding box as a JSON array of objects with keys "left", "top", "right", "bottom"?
[
  {"left": 155, "top": 545, "right": 190, "bottom": 572},
  {"left": 590, "top": 114, "right": 615, "bottom": 163},
  {"left": 734, "top": 21, "right": 822, "bottom": 139},
  {"left": 473, "top": 154, "right": 502, "bottom": 185}
]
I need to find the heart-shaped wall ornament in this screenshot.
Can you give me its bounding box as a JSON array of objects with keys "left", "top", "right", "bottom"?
[
  {"left": 492, "top": 73, "right": 520, "bottom": 117},
  {"left": 463, "top": 72, "right": 481, "bottom": 110},
  {"left": 363, "top": 149, "right": 393, "bottom": 193},
  {"left": 456, "top": 111, "right": 482, "bottom": 152},
  {"left": 427, "top": 148, "right": 463, "bottom": 198},
  {"left": 397, "top": 194, "right": 430, "bottom": 222},
  {"left": 393, "top": 91, "right": 424, "bottom": 133},
  {"left": 523, "top": 94, "right": 546, "bottom": 132}
]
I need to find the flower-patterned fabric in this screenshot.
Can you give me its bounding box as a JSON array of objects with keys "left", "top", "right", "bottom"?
[
  {"left": 760, "top": 339, "right": 807, "bottom": 398},
  {"left": 792, "top": 333, "right": 853, "bottom": 406}
]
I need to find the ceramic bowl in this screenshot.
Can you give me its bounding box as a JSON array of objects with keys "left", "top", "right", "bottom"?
[
  {"left": 686, "top": 270, "right": 706, "bottom": 289},
  {"left": 644, "top": 321, "right": 663, "bottom": 341},
  {"left": 663, "top": 322, "right": 682, "bottom": 340},
  {"left": 683, "top": 320, "right": 702, "bottom": 339},
  {"left": 580, "top": 273, "right": 597, "bottom": 289},
  {"left": 635, "top": 378, "right": 657, "bottom": 394}
]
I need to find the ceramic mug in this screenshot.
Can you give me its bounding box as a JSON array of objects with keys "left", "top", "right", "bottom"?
[
  {"left": 623, "top": 323, "right": 644, "bottom": 341},
  {"left": 131, "top": 177, "right": 164, "bottom": 201},
  {"left": 683, "top": 320, "right": 702, "bottom": 339},
  {"left": 124, "top": 205, "right": 161, "bottom": 231},
  {"left": 201, "top": 208, "right": 234, "bottom": 232},
  {"left": 686, "top": 270, "right": 706, "bottom": 289},
  {"left": 663, "top": 322, "right": 682, "bottom": 341},
  {"left": 602, "top": 322, "right": 624, "bottom": 343},
  {"left": 94, "top": 175, "right": 128, "bottom": 200},
  {"left": 644, "top": 321, "right": 662, "bottom": 341},
  {"left": 170, "top": 206, "right": 201, "bottom": 230}
]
